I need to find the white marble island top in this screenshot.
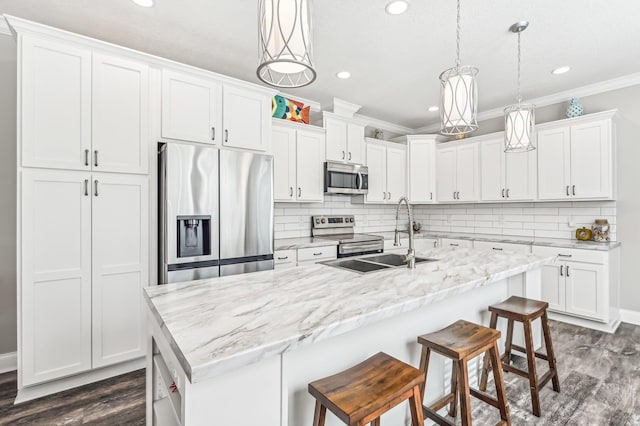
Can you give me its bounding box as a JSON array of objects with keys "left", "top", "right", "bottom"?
[{"left": 144, "top": 247, "right": 554, "bottom": 384}]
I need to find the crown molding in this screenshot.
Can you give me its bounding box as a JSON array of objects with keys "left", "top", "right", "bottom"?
[
  {"left": 413, "top": 72, "right": 640, "bottom": 134},
  {"left": 0, "top": 17, "right": 11, "bottom": 37},
  {"left": 352, "top": 113, "right": 415, "bottom": 135}
]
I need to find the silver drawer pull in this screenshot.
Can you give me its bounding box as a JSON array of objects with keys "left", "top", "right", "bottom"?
[
  {"left": 313, "top": 252, "right": 323, "bottom": 256},
  {"left": 277, "top": 256, "right": 288, "bottom": 260},
  {"left": 492, "top": 248, "right": 503, "bottom": 251},
  {"left": 94, "top": 179, "right": 99, "bottom": 197},
  {"left": 558, "top": 254, "right": 572, "bottom": 258},
  {"left": 450, "top": 243, "right": 459, "bottom": 247}
]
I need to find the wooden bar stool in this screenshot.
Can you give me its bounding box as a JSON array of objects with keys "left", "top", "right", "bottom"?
[
  {"left": 417, "top": 320, "right": 511, "bottom": 426},
  {"left": 479, "top": 296, "right": 560, "bottom": 417},
  {"left": 308, "top": 352, "right": 425, "bottom": 426}
]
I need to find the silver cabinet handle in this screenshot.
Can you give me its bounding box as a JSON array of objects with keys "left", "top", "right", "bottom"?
[
  {"left": 558, "top": 254, "right": 573, "bottom": 258},
  {"left": 572, "top": 185, "right": 576, "bottom": 196},
  {"left": 450, "top": 243, "right": 459, "bottom": 247},
  {"left": 212, "top": 127, "right": 215, "bottom": 141},
  {"left": 492, "top": 247, "right": 503, "bottom": 251},
  {"left": 566, "top": 185, "right": 570, "bottom": 196},
  {"left": 84, "top": 179, "right": 89, "bottom": 196},
  {"left": 560, "top": 265, "right": 564, "bottom": 276},
  {"left": 348, "top": 152, "right": 352, "bottom": 161},
  {"left": 94, "top": 179, "right": 99, "bottom": 197},
  {"left": 94, "top": 150, "right": 99, "bottom": 167},
  {"left": 433, "top": 241, "right": 438, "bottom": 248},
  {"left": 289, "top": 187, "right": 293, "bottom": 197},
  {"left": 430, "top": 192, "right": 433, "bottom": 200},
  {"left": 341, "top": 151, "right": 345, "bottom": 160},
  {"left": 313, "top": 252, "right": 323, "bottom": 256},
  {"left": 298, "top": 187, "right": 301, "bottom": 197},
  {"left": 502, "top": 188, "right": 505, "bottom": 198},
  {"left": 506, "top": 189, "right": 510, "bottom": 198},
  {"left": 453, "top": 191, "right": 456, "bottom": 200},
  {"left": 387, "top": 192, "right": 391, "bottom": 200},
  {"left": 225, "top": 129, "right": 229, "bottom": 143},
  {"left": 84, "top": 149, "right": 89, "bottom": 166},
  {"left": 566, "top": 265, "right": 570, "bottom": 277},
  {"left": 277, "top": 256, "right": 288, "bottom": 260}
]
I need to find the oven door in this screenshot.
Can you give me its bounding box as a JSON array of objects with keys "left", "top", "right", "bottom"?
[
  {"left": 338, "top": 241, "right": 383, "bottom": 257},
  {"left": 324, "top": 162, "right": 368, "bottom": 195}
]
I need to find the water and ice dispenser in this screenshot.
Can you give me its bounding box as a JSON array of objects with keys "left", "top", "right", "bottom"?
[{"left": 177, "top": 215, "right": 211, "bottom": 258}]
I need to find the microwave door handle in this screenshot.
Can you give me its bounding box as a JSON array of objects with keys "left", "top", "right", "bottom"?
[{"left": 356, "top": 172, "right": 362, "bottom": 190}]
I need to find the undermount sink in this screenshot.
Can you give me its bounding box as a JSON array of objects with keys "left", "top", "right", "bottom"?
[{"left": 321, "top": 253, "right": 438, "bottom": 274}]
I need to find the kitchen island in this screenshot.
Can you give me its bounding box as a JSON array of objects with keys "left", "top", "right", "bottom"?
[{"left": 144, "top": 247, "right": 554, "bottom": 426}]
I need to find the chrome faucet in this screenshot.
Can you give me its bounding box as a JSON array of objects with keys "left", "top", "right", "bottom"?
[{"left": 394, "top": 196, "right": 415, "bottom": 269}]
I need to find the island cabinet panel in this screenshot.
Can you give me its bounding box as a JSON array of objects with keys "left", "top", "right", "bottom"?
[{"left": 21, "top": 35, "right": 92, "bottom": 171}]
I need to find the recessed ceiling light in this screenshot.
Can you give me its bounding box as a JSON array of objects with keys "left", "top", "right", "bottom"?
[
  {"left": 385, "top": 0, "right": 409, "bottom": 15},
  {"left": 551, "top": 66, "right": 571, "bottom": 75},
  {"left": 428, "top": 106, "right": 439, "bottom": 112},
  {"left": 131, "top": 0, "right": 154, "bottom": 7},
  {"left": 336, "top": 71, "right": 351, "bottom": 79}
]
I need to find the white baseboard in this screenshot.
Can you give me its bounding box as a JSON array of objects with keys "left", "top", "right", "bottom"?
[
  {"left": 620, "top": 309, "right": 640, "bottom": 326},
  {"left": 0, "top": 352, "right": 17, "bottom": 374}
]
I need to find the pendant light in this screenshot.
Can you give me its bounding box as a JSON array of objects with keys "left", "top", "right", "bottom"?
[
  {"left": 504, "top": 21, "right": 535, "bottom": 152},
  {"left": 439, "top": 0, "right": 478, "bottom": 136},
  {"left": 257, "top": 0, "right": 316, "bottom": 88}
]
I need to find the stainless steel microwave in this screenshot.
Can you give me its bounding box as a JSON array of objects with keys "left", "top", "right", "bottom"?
[{"left": 324, "top": 162, "right": 368, "bottom": 195}]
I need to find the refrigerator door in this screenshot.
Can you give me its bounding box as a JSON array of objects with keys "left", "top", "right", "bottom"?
[
  {"left": 220, "top": 259, "right": 275, "bottom": 277},
  {"left": 219, "top": 150, "right": 274, "bottom": 262}
]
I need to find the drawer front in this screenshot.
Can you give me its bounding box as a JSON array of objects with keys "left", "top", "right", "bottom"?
[
  {"left": 532, "top": 245, "right": 607, "bottom": 265},
  {"left": 384, "top": 238, "right": 409, "bottom": 251},
  {"left": 441, "top": 238, "right": 473, "bottom": 249},
  {"left": 274, "top": 249, "right": 296, "bottom": 265},
  {"left": 473, "top": 240, "right": 531, "bottom": 254},
  {"left": 414, "top": 238, "right": 439, "bottom": 251},
  {"left": 297, "top": 245, "right": 338, "bottom": 262}
]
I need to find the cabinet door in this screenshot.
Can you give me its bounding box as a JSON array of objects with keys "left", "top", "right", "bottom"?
[
  {"left": 365, "top": 143, "right": 387, "bottom": 203},
  {"left": 223, "top": 85, "right": 270, "bottom": 151},
  {"left": 505, "top": 147, "right": 537, "bottom": 201},
  {"left": 456, "top": 144, "right": 479, "bottom": 202},
  {"left": 272, "top": 126, "right": 296, "bottom": 202},
  {"left": 436, "top": 147, "right": 456, "bottom": 202},
  {"left": 21, "top": 36, "right": 91, "bottom": 171},
  {"left": 570, "top": 120, "right": 611, "bottom": 199},
  {"left": 324, "top": 117, "right": 347, "bottom": 162},
  {"left": 537, "top": 127, "right": 571, "bottom": 200},
  {"left": 480, "top": 138, "right": 505, "bottom": 201},
  {"left": 161, "top": 69, "right": 221, "bottom": 144},
  {"left": 92, "top": 174, "right": 149, "bottom": 367},
  {"left": 386, "top": 145, "right": 407, "bottom": 203},
  {"left": 21, "top": 170, "right": 92, "bottom": 385},
  {"left": 346, "top": 123, "right": 365, "bottom": 164},
  {"left": 565, "top": 262, "right": 607, "bottom": 321},
  {"left": 92, "top": 54, "right": 149, "bottom": 174},
  {"left": 408, "top": 141, "right": 436, "bottom": 203},
  {"left": 296, "top": 130, "right": 325, "bottom": 202},
  {"left": 540, "top": 262, "right": 566, "bottom": 312}
]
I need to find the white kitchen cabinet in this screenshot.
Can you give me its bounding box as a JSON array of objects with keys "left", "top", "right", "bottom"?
[
  {"left": 436, "top": 143, "right": 479, "bottom": 202},
  {"left": 406, "top": 136, "right": 437, "bottom": 204},
  {"left": 222, "top": 85, "right": 271, "bottom": 152},
  {"left": 92, "top": 174, "right": 148, "bottom": 368},
  {"left": 473, "top": 240, "right": 531, "bottom": 254},
  {"left": 565, "top": 262, "right": 606, "bottom": 321},
  {"left": 274, "top": 249, "right": 297, "bottom": 269},
  {"left": 414, "top": 238, "right": 439, "bottom": 251},
  {"left": 21, "top": 35, "right": 92, "bottom": 171},
  {"left": 92, "top": 54, "right": 149, "bottom": 174},
  {"left": 323, "top": 114, "right": 365, "bottom": 164},
  {"left": 362, "top": 139, "right": 406, "bottom": 204},
  {"left": 537, "top": 113, "right": 615, "bottom": 200},
  {"left": 21, "top": 170, "right": 93, "bottom": 385},
  {"left": 540, "top": 260, "right": 566, "bottom": 312},
  {"left": 480, "top": 135, "right": 536, "bottom": 201},
  {"left": 297, "top": 245, "right": 337, "bottom": 265},
  {"left": 272, "top": 123, "right": 325, "bottom": 203},
  {"left": 161, "top": 69, "right": 222, "bottom": 144},
  {"left": 441, "top": 238, "right": 473, "bottom": 249},
  {"left": 386, "top": 237, "right": 438, "bottom": 254}
]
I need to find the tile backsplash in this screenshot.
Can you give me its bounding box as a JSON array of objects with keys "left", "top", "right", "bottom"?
[{"left": 274, "top": 197, "right": 616, "bottom": 241}]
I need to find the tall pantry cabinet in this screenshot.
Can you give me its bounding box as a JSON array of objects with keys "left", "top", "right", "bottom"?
[{"left": 17, "top": 33, "right": 149, "bottom": 388}]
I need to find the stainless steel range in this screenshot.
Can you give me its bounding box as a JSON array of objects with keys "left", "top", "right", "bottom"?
[{"left": 312, "top": 215, "right": 383, "bottom": 257}]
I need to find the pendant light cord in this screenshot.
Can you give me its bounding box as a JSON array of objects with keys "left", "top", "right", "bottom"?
[
  {"left": 517, "top": 31, "right": 522, "bottom": 105},
  {"left": 456, "top": 0, "right": 461, "bottom": 70}
]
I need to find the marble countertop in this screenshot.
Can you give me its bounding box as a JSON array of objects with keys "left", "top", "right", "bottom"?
[{"left": 144, "top": 247, "right": 554, "bottom": 384}]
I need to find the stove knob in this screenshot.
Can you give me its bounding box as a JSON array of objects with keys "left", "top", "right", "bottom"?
[
  {"left": 315, "top": 219, "right": 320, "bottom": 224},
  {"left": 321, "top": 218, "right": 326, "bottom": 224},
  {"left": 349, "top": 218, "right": 354, "bottom": 223}
]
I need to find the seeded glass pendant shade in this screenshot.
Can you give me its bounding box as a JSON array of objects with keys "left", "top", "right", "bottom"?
[
  {"left": 504, "top": 21, "right": 536, "bottom": 152},
  {"left": 257, "top": 0, "right": 316, "bottom": 88},
  {"left": 439, "top": 0, "right": 478, "bottom": 136}
]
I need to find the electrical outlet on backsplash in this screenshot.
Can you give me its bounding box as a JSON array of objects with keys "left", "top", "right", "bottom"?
[{"left": 274, "top": 197, "right": 616, "bottom": 242}]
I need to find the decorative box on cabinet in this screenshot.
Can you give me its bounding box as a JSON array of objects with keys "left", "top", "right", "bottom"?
[
  {"left": 323, "top": 113, "right": 365, "bottom": 164},
  {"left": 436, "top": 142, "right": 479, "bottom": 203},
  {"left": 537, "top": 110, "right": 617, "bottom": 201}
]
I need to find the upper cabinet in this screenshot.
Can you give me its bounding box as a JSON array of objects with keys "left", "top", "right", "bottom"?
[
  {"left": 436, "top": 142, "right": 479, "bottom": 202},
  {"left": 324, "top": 114, "right": 365, "bottom": 164},
  {"left": 537, "top": 113, "right": 615, "bottom": 200},
  {"left": 21, "top": 35, "right": 149, "bottom": 174},
  {"left": 161, "top": 70, "right": 271, "bottom": 151},
  {"left": 361, "top": 139, "right": 406, "bottom": 204},
  {"left": 480, "top": 134, "right": 536, "bottom": 201},
  {"left": 406, "top": 136, "right": 437, "bottom": 204}
]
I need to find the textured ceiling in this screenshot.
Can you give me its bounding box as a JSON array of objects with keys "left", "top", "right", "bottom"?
[{"left": 1, "top": 0, "right": 639, "bottom": 128}]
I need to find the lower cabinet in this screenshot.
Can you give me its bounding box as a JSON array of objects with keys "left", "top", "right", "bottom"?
[
  {"left": 441, "top": 238, "right": 473, "bottom": 249},
  {"left": 21, "top": 169, "right": 149, "bottom": 385},
  {"left": 273, "top": 246, "right": 337, "bottom": 269},
  {"left": 473, "top": 240, "right": 531, "bottom": 254}
]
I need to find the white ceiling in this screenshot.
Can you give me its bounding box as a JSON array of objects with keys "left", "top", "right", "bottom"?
[{"left": 1, "top": 0, "right": 639, "bottom": 129}]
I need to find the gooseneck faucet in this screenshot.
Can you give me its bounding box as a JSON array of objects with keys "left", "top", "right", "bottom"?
[{"left": 394, "top": 196, "right": 415, "bottom": 269}]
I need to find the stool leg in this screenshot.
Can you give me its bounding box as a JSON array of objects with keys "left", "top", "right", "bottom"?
[
  {"left": 313, "top": 400, "right": 326, "bottom": 426},
  {"left": 418, "top": 346, "right": 431, "bottom": 401},
  {"left": 457, "top": 360, "right": 472, "bottom": 426},
  {"left": 479, "top": 311, "right": 498, "bottom": 391},
  {"left": 503, "top": 319, "right": 514, "bottom": 366},
  {"left": 523, "top": 320, "right": 541, "bottom": 417},
  {"left": 409, "top": 385, "right": 425, "bottom": 426},
  {"left": 448, "top": 361, "right": 459, "bottom": 417},
  {"left": 541, "top": 311, "right": 561, "bottom": 393},
  {"left": 370, "top": 418, "right": 381, "bottom": 426},
  {"left": 489, "top": 341, "right": 511, "bottom": 425}
]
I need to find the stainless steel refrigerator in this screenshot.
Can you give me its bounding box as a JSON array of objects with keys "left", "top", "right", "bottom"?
[{"left": 159, "top": 142, "right": 274, "bottom": 284}]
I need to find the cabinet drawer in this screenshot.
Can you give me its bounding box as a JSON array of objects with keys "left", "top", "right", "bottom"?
[
  {"left": 274, "top": 249, "right": 296, "bottom": 265},
  {"left": 473, "top": 241, "right": 531, "bottom": 254},
  {"left": 532, "top": 245, "right": 607, "bottom": 265},
  {"left": 414, "top": 238, "right": 439, "bottom": 251},
  {"left": 441, "top": 238, "right": 473, "bottom": 249},
  {"left": 297, "top": 245, "right": 337, "bottom": 262}
]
